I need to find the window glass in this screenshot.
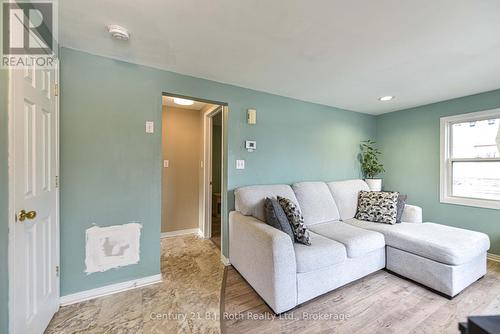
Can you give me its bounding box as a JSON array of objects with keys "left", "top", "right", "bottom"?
[
  {"left": 452, "top": 161, "right": 500, "bottom": 200},
  {"left": 452, "top": 118, "right": 500, "bottom": 158}
]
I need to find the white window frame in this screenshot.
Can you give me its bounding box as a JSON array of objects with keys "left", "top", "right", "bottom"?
[{"left": 440, "top": 108, "right": 500, "bottom": 210}]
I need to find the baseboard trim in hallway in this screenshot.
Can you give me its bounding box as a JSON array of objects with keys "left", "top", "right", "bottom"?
[
  {"left": 59, "top": 274, "right": 162, "bottom": 306},
  {"left": 161, "top": 228, "right": 202, "bottom": 238}
]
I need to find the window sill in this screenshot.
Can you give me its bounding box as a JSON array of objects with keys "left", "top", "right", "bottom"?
[{"left": 440, "top": 195, "right": 500, "bottom": 210}]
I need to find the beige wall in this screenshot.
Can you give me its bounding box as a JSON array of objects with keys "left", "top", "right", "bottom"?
[{"left": 162, "top": 106, "right": 202, "bottom": 232}]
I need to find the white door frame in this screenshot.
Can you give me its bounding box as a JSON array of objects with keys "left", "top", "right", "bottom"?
[
  {"left": 201, "top": 106, "right": 223, "bottom": 239},
  {"left": 8, "top": 63, "right": 61, "bottom": 333},
  {"left": 161, "top": 92, "right": 228, "bottom": 263}
]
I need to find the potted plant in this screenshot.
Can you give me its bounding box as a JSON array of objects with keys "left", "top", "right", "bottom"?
[{"left": 360, "top": 140, "right": 385, "bottom": 191}]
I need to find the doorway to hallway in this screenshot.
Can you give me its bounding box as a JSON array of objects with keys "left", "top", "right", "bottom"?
[{"left": 161, "top": 94, "right": 227, "bottom": 253}]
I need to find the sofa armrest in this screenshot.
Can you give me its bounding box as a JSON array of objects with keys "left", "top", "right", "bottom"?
[
  {"left": 402, "top": 204, "right": 423, "bottom": 223},
  {"left": 229, "top": 211, "right": 297, "bottom": 313}
]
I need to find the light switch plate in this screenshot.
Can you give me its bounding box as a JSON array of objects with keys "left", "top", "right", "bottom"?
[
  {"left": 145, "top": 121, "right": 154, "bottom": 133},
  {"left": 247, "top": 109, "right": 257, "bottom": 124},
  {"left": 163, "top": 160, "right": 169, "bottom": 168},
  {"left": 236, "top": 160, "right": 245, "bottom": 169}
]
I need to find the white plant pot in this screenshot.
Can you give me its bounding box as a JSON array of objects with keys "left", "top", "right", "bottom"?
[{"left": 365, "top": 178, "right": 382, "bottom": 191}]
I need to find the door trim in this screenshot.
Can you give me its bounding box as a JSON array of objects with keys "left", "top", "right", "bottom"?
[
  {"left": 8, "top": 63, "right": 61, "bottom": 333},
  {"left": 7, "top": 66, "right": 14, "bottom": 334},
  {"left": 202, "top": 105, "right": 229, "bottom": 260},
  {"left": 160, "top": 92, "right": 229, "bottom": 263},
  {"left": 202, "top": 105, "right": 222, "bottom": 240}
]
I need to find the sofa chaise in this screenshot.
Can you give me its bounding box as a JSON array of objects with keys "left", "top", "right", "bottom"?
[{"left": 229, "top": 179, "right": 490, "bottom": 314}]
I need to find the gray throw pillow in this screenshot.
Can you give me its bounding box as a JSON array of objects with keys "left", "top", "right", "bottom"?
[
  {"left": 396, "top": 194, "right": 407, "bottom": 223},
  {"left": 355, "top": 191, "right": 399, "bottom": 225},
  {"left": 277, "top": 196, "right": 311, "bottom": 245},
  {"left": 264, "top": 198, "right": 294, "bottom": 241}
]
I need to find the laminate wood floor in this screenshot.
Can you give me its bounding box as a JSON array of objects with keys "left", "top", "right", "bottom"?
[{"left": 222, "top": 261, "right": 500, "bottom": 334}]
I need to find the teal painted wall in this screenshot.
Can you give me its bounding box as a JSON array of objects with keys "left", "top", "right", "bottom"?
[
  {"left": 377, "top": 89, "right": 500, "bottom": 255},
  {"left": 2, "top": 46, "right": 499, "bottom": 323},
  {"left": 59, "top": 47, "right": 376, "bottom": 295},
  {"left": 0, "top": 68, "right": 9, "bottom": 334}
]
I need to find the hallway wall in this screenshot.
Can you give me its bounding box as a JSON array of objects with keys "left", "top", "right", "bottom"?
[{"left": 162, "top": 106, "right": 202, "bottom": 232}]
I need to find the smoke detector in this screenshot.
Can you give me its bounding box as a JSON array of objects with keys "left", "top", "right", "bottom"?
[{"left": 107, "top": 25, "right": 130, "bottom": 41}]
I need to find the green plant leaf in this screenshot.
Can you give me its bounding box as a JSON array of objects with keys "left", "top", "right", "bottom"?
[{"left": 359, "top": 139, "right": 384, "bottom": 178}]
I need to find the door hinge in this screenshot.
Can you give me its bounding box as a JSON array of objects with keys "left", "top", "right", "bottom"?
[
  {"left": 56, "top": 266, "right": 60, "bottom": 277},
  {"left": 54, "top": 83, "right": 59, "bottom": 97},
  {"left": 55, "top": 175, "right": 59, "bottom": 188}
]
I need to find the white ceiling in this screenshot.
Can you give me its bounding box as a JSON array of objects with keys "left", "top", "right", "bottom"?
[{"left": 60, "top": 0, "right": 500, "bottom": 115}]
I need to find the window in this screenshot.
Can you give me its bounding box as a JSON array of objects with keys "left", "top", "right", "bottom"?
[{"left": 440, "top": 108, "right": 500, "bottom": 209}]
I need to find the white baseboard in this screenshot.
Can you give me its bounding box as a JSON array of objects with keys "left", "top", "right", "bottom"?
[
  {"left": 60, "top": 274, "right": 162, "bottom": 306},
  {"left": 161, "top": 228, "right": 201, "bottom": 238},
  {"left": 221, "top": 254, "right": 230, "bottom": 266},
  {"left": 487, "top": 253, "right": 500, "bottom": 262}
]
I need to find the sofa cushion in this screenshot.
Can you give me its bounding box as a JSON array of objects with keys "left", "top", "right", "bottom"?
[
  {"left": 264, "top": 198, "right": 294, "bottom": 241},
  {"left": 345, "top": 219, "right": 490, "bottom": 265},
  {"left": 278, "top": 196, "right": 311, "bottom": 245},
  {"left": 235, "top": 185, "right": 299, "bottom": 222},
  {"left": 292, "top": 182, "right": 341, "bottom": 226},
  {"left": 396, "top": 194, "right": 407, "bottom": 223},
  {"left": 294, "top": 232, "right": 346, "bottom": 273},
  {"left": 327, "top": 180, "right": 370, "bottom": 220},
  {"left": 308, "top": 221, "right": 385, "bottom": 258},
  {"left": 355, "top": 191, "right": 399, "bottom": 225}
]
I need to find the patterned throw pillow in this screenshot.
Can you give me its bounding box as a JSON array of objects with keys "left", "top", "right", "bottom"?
[
  {"left": 264, "top": 198, "right": 295, "bottom": 241},
  {"left": 277, "top": 196, "right": 311, "bottom": 245},
  {"left": 355, "top": 191, "right": 399, "bottom": 225}
]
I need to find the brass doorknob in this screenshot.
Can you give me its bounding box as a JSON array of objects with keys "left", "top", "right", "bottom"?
[{"left": 17, "top": 210, "right": 37, "bottom": 222}]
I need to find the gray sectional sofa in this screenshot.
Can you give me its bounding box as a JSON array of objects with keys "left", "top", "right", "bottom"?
[{"left": 229, "top": 179, "right": 490, "bottom": 314}]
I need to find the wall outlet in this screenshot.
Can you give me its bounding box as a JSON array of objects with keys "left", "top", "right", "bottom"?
[{"left": 236, "top": 160, "right": 245, "bottom": 169}]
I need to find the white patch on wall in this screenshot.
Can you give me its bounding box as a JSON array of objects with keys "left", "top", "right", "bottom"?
[{"left": 85, "top": 223, "right": 142, "bottom": 274}]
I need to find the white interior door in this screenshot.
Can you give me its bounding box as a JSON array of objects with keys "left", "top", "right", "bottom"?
[{"left": 9, "top": 64, "right": 59, "bottom": 334}]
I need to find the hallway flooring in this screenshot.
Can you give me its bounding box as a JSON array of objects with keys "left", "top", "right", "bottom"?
[{"left": 45, "top": 235, "right": 224, "bottom": 334}]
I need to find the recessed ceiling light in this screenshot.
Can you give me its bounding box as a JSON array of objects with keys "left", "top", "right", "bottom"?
[
  {"left": 107, "top": 25, "right": 130, "bottom": 40},
  {"left": 173, "top": 98, "right": 194, "bottom": 106},
  {"left": 379, "top": 96, "right": 394, "bottom": 101}
]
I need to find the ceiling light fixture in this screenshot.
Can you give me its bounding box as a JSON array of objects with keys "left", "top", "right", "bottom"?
[
  {"left": 173, "top": 97, "right": 194, "bottom": 106},
  {"left": 378, "top": 95, "right": 394, "bottom": 101},
  {"left": 107, "top": 25, "right": 130, "bottom": 40}
]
